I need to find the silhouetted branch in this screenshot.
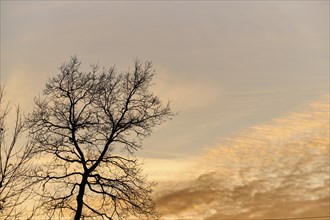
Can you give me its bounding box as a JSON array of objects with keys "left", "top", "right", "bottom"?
[
  {"left": 28, "top": 56, "right": 174, "bottom": 219},
  {"left": 0, "top": 86, "right": 36, "bottom": 219}
]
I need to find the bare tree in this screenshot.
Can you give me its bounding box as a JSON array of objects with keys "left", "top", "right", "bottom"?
[
  {"left": 0, "top": 87, "right": 34, "bottom": 219},
  {"left": 27, "top": 57, "right": 174, "bottom": 220}
]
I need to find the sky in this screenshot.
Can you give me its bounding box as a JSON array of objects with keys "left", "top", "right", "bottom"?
[
  {"left": 0, "top": 1, "right": 329, "bottom": 219},
  {"left": 154, "top": 97, "right": 329, "bottom": 219}
]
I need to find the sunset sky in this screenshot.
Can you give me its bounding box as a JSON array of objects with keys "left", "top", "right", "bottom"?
[{"left": 1, "top": 1, "right": 329, "bottom": 219}]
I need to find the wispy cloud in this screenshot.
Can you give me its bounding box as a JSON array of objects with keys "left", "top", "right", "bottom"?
[{"left": 154, "top": 96, "right": 329, "bottom": 219}]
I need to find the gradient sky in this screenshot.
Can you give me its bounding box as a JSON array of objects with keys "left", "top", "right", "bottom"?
[
  {"left": 0, "top": 1, "right": 329, "bottom": 218},
  {"left": 154, "top": 97, "right": 329, "bottom": 218}
]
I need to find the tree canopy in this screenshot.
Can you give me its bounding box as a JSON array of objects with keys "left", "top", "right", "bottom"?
[{"left": 27, "top": 57, "right": 174, "bottom": 219}]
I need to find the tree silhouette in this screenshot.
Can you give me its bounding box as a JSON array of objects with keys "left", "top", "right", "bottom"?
[
  {"left": 0, "top": 87, "right": 35, "bottom": 220},
  {"left": 27, "top": 57, "right": 174, "bottom": 219}
]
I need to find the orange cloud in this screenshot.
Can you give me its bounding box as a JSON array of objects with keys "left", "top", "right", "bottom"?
[{"left": 154, "top": 96, "right": 329, "bottom": 219}]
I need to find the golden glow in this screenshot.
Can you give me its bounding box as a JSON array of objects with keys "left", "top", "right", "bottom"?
[{"left": 154, "top": 97, "right": 329, "bottom": 219}]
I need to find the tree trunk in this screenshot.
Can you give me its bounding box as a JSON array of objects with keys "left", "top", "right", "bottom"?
[{"left": 74, "top": 174, "right": 88, "bottom": 220}]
